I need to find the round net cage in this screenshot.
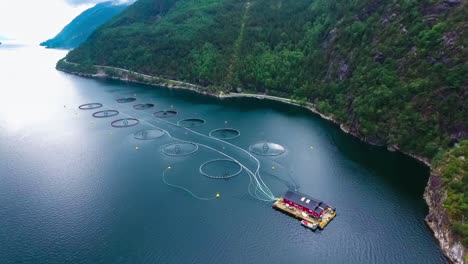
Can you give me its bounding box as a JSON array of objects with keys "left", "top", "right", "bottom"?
[
  {"left": 162, "top": 142, "right": 198, "bottom": 156},
  {"left": 177, "top": 118, "right": 206, "bottom": 128},
  {"left": 92, "top": 110, "right": 119, "bottom": 118},
  {"left": 79, "top": 103, "right": 103, "bottom": 110},
  {"left": 249, "top": 142, "right": 286, "bottom": 156},
  {"left": 111, "top": 118, "right": 139, "bottom": 128},
  {"left": 153, "top": 110, "right": 178, "bottom": 118},
  {"left": 134, "top": 129, "right": 165, "bottom": 140},
  {"left": 116, "top": 97, "right": 137, "bottom": 103},
  {"left": 209, "top": 128, "right": 240, "bottom": 140},
  {"left": 199, "top": 159, "right": 242, "bottom": 179},
  {"left": 133, "top": 103, "right": 155, "bottom": 110}
]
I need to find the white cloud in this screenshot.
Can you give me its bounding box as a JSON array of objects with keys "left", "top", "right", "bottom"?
[
  {"left": 65, "top": 0, "right": 135, "bottom": 6},
  {"left": 116, "top": 0, "right": 137, "bottom": 5},
  {"left": 0, "top": 0, "right": 90, "bottom": 44},
  {"left": 64, "top": 0, "right": 108, "bottom": 6},
  {"left": 0, "top": 0, "right": 135, "bottom": 44}
]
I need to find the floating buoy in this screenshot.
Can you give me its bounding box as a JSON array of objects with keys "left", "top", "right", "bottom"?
[
  {"left": 272, "top": 166, "right": 276, "bottom": 170},
  {"left": 310, "top": 146, "right": 314, "bottom": 149},
  {"left": 224, "top": 121, "right": 228, "bottom": 124},
  {"left": 168, "top": 166, "right": 172, "bottom": 170},
  {"left": 135, "top": 146, "right": 139, "bottom": 150},
  {"left": 216, "top": 193, "right": 220, "bottom": 198}
]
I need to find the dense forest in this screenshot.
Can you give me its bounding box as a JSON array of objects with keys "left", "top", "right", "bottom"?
[
  {"left": 64, "top": 0, "right": 467, "bottom": 159},
  {"left": 61, "top": 0, "right": 466, "bottom": 249},
  {"left": 41, "top": 1, "right": 128, "bottom": 49},
  {"left": 433, "top": 140, "right": 468, "bottom": 248}
]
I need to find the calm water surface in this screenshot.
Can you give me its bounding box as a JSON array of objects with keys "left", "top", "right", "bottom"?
[{"left": 0, "top": 45, "right": 447, "bottom": 263}]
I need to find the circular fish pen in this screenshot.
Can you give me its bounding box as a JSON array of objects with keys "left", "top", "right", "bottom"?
[
  {"left": 153, "top": 110, "right": 178, "bottom": 118},
  {"left": 162, "top": 142, "right": 198, "bottom": 156},
  {"left": 249, "top": 142, "right": 286, "bottom": 156},
  {"left": 79, "top": 103, "right": 102, "bottom": 110},
  {"left": 134, "top": 129, "right": 165, "bottom": 140},
  {"left": 111, "top": 118, "right": 139, "bottom": 128},
  {"left": 177, "top": 118, "right": 206, "bottom": 128},
  {"left": 116, "top": 97, "right": 136, "bottom": 103},
  {"left": 209, "top": 128, "right": 240, "bottom": 140},
  {"left": 92, "top": 110, "right": 119, "bottom": 118},
  {"left": 199, "top": 159, "right": 242, "bottom": 179},
  {"left": 133, "top": 103, "right": 155, "bottom": 110}
]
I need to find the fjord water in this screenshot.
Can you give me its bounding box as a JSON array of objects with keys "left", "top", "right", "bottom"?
[{"left": 0, "top": 45, "right": 447, "bottom": 263}]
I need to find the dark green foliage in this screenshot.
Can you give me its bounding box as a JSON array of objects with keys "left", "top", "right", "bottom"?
[
  {"left": 191, "top": 43, "right": 222, "bottom": 84},
  {"left": 68, "top": 0, "right": 239, "bottom": 80},
  {"left": 63, "top": 0, "right": 467, "bottom": 160},
  {"left": 58, "top": 2, "right": 467, "bottom": 248},
  {"left": 56, "top": 59, "right": 97, "bottom": 74},
  {"left": 41, "top": 1, "right": 129, "bottom": 49},
  {"left": 434, "top": 141, "right": 468, "bottom": 247}
]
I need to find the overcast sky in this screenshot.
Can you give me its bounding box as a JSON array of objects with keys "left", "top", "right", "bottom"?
[{"left": 0, "top": 0, "right": 112, "bottom": 44}]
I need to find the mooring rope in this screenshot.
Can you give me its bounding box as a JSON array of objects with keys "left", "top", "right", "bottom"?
[{"left": 101, "top": 101, "right": 277, "bottom": 202}]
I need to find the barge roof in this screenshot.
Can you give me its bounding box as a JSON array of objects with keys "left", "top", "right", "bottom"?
[{"left": 283, "top": 190, "right": 329, "bottom": 212}]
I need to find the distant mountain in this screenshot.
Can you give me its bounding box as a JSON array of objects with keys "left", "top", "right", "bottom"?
[{"left": 40, "top": 1, "right": 129, "bottom": 49}]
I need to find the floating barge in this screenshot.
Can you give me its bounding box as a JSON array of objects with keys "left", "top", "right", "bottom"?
[{"left": 272, "top": 190, "right": 336, "bottom": 231}]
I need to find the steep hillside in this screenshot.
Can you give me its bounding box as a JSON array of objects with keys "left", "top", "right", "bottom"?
[
  {"left": 40, "top": 1, "right": 129, "bottom": 49},
  {"left": 59, "top": 0, "right": 466, "bottom": 260},
  {"left": 426, "top": 140, "right": 468, "bottom": 263},
  {"left": 63, "top": 0, "right": 466, "bottom": 159}
]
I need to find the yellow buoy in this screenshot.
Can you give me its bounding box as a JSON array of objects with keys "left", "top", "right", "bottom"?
[
  {"left": 135, "top": 146, "right": 139, "bottom": 150},
  {"left": 216, "top": 193, "right": 220, "bottom": 198}
]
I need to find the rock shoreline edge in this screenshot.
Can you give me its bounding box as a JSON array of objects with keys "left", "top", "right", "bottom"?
[{"left": 57, "top": 61, "right": 465, "bottom": 263}]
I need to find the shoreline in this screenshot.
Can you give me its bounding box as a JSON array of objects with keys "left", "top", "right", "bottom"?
[
  {"left": 224, "top": 92, "right": 432, "bottom": 165},
  {"left": 59, "top": 61, "right": 432, "bottom": 166},
  {"left": 56, "top": 61, "right": 463, "bottom": 263}
]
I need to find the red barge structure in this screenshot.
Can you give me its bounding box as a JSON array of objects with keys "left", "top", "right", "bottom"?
[{"left": 273, "top": 190, "right": 336, "bottom": 230}]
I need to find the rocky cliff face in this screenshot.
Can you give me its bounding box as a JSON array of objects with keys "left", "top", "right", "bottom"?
[{"left": 425, "top": 173, "right": 466, "bottom": 263}]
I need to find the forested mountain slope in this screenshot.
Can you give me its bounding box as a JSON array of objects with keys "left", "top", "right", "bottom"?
[
  {"left": 60, "top": 0, "right": 467, "bottom": 259},
  {"left": 41, "top": 1, "right": 128, "bottom": 49},
  {"left": 64, "top": 0, "right": 466, "bottom": 159}
]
